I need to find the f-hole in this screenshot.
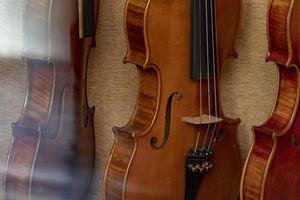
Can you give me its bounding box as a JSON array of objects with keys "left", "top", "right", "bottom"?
[
  {"left": 45, "top": 85, "right": 70, "bottom": 139},
  {"left": 150, "top": 92, "right": 182, "bottom": 150}
]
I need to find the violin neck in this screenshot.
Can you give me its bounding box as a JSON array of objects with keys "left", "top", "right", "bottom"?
[{"left": 78, "top": 0, "right": 96, "bottom": 38}]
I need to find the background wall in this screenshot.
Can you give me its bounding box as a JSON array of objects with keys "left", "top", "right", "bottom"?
[{"left": 0, "top": 0, "right": 277, "bottom": 199}]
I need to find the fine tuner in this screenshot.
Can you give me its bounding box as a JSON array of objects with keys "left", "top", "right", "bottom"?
[{"left": 188, "top": 162, "right": 213, "bottom": 173}]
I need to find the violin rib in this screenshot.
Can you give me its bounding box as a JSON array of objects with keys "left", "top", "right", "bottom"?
[
  {"left": 241, "top": 0, "right": 300, "bottom": 199},
  {"left": 104, "top": 0, "right": 242, "bottom": 199},
  {"left": 3, "top": 0, "right": 99, "bottom": 199}
]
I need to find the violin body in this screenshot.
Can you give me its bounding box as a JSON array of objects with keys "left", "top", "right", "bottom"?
[
  {"left": 104, "top": 0, "right": 241, "bottom": 199},
  {"left": 3, "top": 0, "right": 99, "bottom": 199},
  {"left": 241, "top": 0, "right": 300, "bottom": 199}
]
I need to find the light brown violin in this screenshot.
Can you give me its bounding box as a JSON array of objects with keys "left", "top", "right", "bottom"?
[
  {"left": 241, "top": 0, "right": 300, "bottom": 199},
  {"left": 104, "top": 0, "right": 242, "bottom": 199}
]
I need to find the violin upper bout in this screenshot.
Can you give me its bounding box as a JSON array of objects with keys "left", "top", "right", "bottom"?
[
  {"left": 266, "top": 0, "right": 296, "bottom": 67},
  {"left": 290, "top": 0, "right": 300, "bottom": 67},
  {"left": 124, "top": 0, "right": 151, "bottom": 67},
  {"left": 215, "top": 0, "right": 240, "bottom": 63}
]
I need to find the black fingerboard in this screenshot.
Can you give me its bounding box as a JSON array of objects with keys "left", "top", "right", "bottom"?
[
  {"left": 83, "top": 0, "right": 95, "bottom": 37},
  {"left": 191, "top": 0, "right": 217, "bottom": 80}
]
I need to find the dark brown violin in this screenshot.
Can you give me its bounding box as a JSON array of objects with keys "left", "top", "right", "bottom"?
[
  {"left": 3, "top": 0, "right": 99, "bottom": 199},
  {"left": 241, "top": 0, "right": 300, "bottom": 199},
  {"left": 104, "top": 0, "right": 241, "bottom": 199}
]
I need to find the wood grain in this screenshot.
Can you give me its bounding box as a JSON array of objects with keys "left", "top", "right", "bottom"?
[
  {"left": 0, "top": 0, "right": 279, "bottom": 199},
  {"left": 241, "top": 0, "right": 300, "bottom": 199},
  {"left": 104, "top": 0, "right": 242, "bottom": 199}
]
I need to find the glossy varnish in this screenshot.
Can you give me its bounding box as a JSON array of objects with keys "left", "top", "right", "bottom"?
[
  {"left": 104, "top": 0, "right": 242, "bottom": 199},
  {"left": 241, "top": 0, "right": 300, "bottom": 199}
]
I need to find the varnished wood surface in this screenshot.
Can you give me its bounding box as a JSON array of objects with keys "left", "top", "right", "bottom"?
[
  {"left": 241, "top": 66, "right": 298, "bottom": 200},
  {"left": 240, "top": 130, "right": 275, "bottom": 200},
  {"left": 241, "top": 0, "right": 300, "bottom": 199},
  {"left": 0, "top": 0, "right": 280, "bottom": 199},
  {"left": 104, "top": 0, "right": 242, "bottom": 199}
]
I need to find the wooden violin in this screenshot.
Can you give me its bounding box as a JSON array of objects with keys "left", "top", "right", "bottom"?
[
  {"left": 104, "top": 0, "right": 242, "bottom": 199},
  {"left": 241, "top": 0, "right": 300, "bottom": 199},
  {"left": 3, "top": 0, "right": 99, "bottom": 199}
]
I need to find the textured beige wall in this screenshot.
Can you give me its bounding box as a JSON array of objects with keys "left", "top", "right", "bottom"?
[{"left": 0, "top": 0, "right": 277, "bottom": 199}]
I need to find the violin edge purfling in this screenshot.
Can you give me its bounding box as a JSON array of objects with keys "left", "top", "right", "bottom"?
[{"left": 104, "top": 0, "right": 242, "bottom": 199}]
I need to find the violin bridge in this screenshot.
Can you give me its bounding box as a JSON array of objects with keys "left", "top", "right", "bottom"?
[{"left": 182, "top": 114, "right": 223, "bottom": 125}]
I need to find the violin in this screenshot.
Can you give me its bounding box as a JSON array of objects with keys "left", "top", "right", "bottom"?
[
  {"left": 240, "top": 0, "right": 300, "bottom": 199},
  {"left": 104, "top": 0, "right": 241, "bottom": 199},
  {"left": 3, "top": 0, "right": 99, "bottom": 199}
]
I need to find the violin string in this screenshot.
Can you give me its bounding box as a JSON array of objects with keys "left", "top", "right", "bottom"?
[
  {"left": 194, "top": 131, "right": 201, "bottom": 153},
  {"left": 208, "top": 0, "right": 219, "bottom": 151},
  {"left": 202, "top": 0, "right": 211, "bottom": 149},
  {"left": 199, "top": 0, "right": 202, "bottom": 121},
  {"left": 194, "top": 0, "right": 202, "bottom": 153},
  {"left": 206, "top": 0, "right": 211, "bottom": 118}
]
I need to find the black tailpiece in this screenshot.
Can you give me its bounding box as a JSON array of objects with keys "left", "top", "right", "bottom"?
[{"left": 184, "top": 148, "right": 213, "bottom": 200}]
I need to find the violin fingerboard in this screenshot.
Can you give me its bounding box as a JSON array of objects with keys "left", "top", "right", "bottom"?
[{"left": 79, "top": 0, "right": 95, "bottom": 38}]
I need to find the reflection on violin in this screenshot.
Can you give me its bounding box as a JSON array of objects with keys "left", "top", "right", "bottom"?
[{"left": 3, "top": 0, "right": 99, "bottom": 199}]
